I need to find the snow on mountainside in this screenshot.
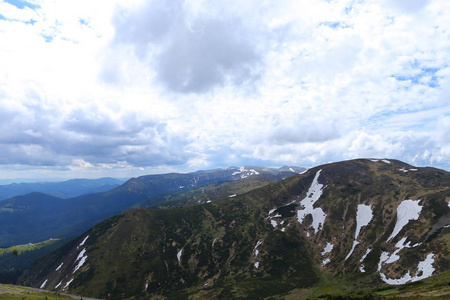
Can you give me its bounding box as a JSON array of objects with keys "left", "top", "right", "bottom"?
[{"left": 19, "top": 159, "right": 450, "bottom": 299}]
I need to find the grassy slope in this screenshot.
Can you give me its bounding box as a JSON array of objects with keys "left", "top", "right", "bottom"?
[
  {"left": 0, "top": 239, "right": 63, "bottom": 256},
  {"left": 0, "top": 239, "right": 68, "bottom": 284},
  {"left": 21, "top": 173, "right": 319, "bottom": 299},
  {"left": 138, "top": 174, "right": 281, "bottom": 209},
  {"left": 0, "top": 283, "right": 73, "bottom": 299},
  {"left": 19, "top": 159, "right": 450, "bottom": 299}
]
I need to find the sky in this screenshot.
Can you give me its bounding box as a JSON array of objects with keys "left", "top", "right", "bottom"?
[{"left": 0, "top": 0, "right": 449, "bottom": 180}]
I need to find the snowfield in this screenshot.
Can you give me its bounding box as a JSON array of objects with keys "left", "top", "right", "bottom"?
[
  {"left": 387, "top": 200, "right": 423, "bottom": 242},
  {"left": 345, "top": 204, "right": 373, "bottom": 260},
  {"left": 232, "top": 167, "right": 260, "bottom": 178},
  {"left": 297, "top": 170, "right": 327, "bottom": 234},
  {"left": 380, "top": 254, "right": 435, "bottom": 285}
]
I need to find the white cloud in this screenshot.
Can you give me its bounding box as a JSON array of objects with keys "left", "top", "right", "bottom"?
[{"left": 0, "top": 0, "right": 450, "bottom": 178}]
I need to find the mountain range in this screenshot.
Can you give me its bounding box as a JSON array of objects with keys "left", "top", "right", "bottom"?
[
  {"left": 0, "top": 177, "right": 124, "bottom": 201},
  {"left": 0, "top": 166, "right": 303, "bottom": 248},
  {"left": 17, "top": 159, "right": 450, "bottom": 299}
]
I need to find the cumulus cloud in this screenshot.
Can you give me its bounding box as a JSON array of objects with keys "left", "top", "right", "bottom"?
[
  {"left": 110, "top": 0, "right": 264, "bottom": 93},
  {"left": 1, "top": 0, "right": 450, "bottom": 178}
]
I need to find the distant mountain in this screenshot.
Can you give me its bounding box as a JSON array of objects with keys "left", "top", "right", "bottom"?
[
  {"left": 18, "top": 159, "right": 450, "bottom": 299},
  {"left": 0, "top": 166, "right": 303, "bottom": 247},
  {"left": 136, "top": 172, "right": 296, "bottom": 209},
  {"left": 0, "top": 177, "right": 124, "bottom": 201}
]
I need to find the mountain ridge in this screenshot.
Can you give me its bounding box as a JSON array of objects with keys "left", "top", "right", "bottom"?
[
  {"left": 0, "top": 166, "right": 303, "bottom": 247},
  {"left": 0, "top": 177, "right": 124, "bottom": 201},
  {"left": 18, "top": 159, "right": 450, "bottom": 299}
]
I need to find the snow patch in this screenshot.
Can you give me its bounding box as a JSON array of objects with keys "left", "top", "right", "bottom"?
[
  {"left": 55, "top": 280, "right": 62, "bottom": 289},
  {"left": 77, "top": 235, "right": 89, "bottom": 249},
  {"left": 370, "top": 159, "right": 379, "bottom": 162},
  {"left": 387, "top": 200, "right": 423, "bottom": 242},
  {"left": 345, "top": 241, "right": 360, "bottom": 261},
  {"left": 228, "top": 194, "right": 236, "bottom": 198},
  {"left": 55, "top": 262, "right": 63, "bottom": 271},
  {"left": 345, "top": 204, "right": 373, "bottom": 260},
  {"left": 63, "top": 278, "right": 73, "bottom": 291},
  {"left": 40, "top": 279, "right": 48, "bottom": 289},
  {"left": 380, "top": 254, "right": 435, "bottom": 285},
  {"left": 321, "top": 242, "right": 334, "bottom": 255},
  {"left": 206, "top": 200, "right": 212, "bottom": 203},
  {"left": 378, "top": 251, "right": 391, "bottom": 272},
  {"left": 73, "top": 248, "right": 88, "bottom": 274},
  {"left": 360, "top": 248, "right": 371, "bottom": 263},
  {"left": 399, "top": 168, "right": 418, "bottom": 173},
  {"left": 296, "top": 170, "right": 327, "bottom": 234},
  {"left": 232, "top": 167, "right": 260, "bottom": 179},
  {"left": 254, "top": 262, "right": 260, "bottom": 269},
  {"left": 177, "top": 249, "right": 183, "bottom": 262},
  {"left": 322, "top": 258, "right": 331, "bottom": 266},
  {"left": 355, "top": 204, "right": 373, "bottom": 240},
  {"left": 253, "top": 240, "right": 262, "bottom": 258},
  {"left": 271, "top": 220, "right": 277, "bottom": 228},
  {"left": 379, "top": 237, "right": 413, "bottom": 268},
  {"left": 289, "top": 167, "right": 295, "bottom": 173},
  {"left": 382, "top": 159, "right": 391, "bottom": 164},
  {"left": 359, "top": 247, "right": 371, "bottom": 273},
  {"left": 281, "top": 228, "right": 286, "bottom": 232}
]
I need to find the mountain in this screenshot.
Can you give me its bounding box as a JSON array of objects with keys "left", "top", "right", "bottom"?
[
  {"left": 136, "top": 172, "right": 293, "bottom": 209},
  {"left": 0, "top": 166, "right": 302, "bottom": 247},
  {"left": 18, "top": 159, "right": 450, "bottom": 299},
  {"left": 0, "top": 177, "right": 124, "bottom": 201}
]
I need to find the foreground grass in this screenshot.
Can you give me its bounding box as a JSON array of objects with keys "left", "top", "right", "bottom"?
[
  {"left": 282, "top": 271, "right": 450, "bottom": 299},
  {"left": 0, "top": 283, "right": 73, "bottom": 299},
  {"left": 374, "top": 272, "right": 450, "bottom": 298},
  {"left": 0, "top": 239, "right": 62, "bottom": 256}
]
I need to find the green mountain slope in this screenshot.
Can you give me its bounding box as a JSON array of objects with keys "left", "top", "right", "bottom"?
[
  {"left": 0, "top": 167, "right": 301, "bottom": 248},
  {"left": 19, "top": 159, "right": 450, "bottom": 299},
  {"left": 137, "top": 173, "right": 288, "bottom": 209}
]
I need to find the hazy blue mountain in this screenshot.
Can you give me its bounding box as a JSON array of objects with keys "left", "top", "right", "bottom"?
[{"left": 0, "top": 177, "right": 124, "bottom": 201}]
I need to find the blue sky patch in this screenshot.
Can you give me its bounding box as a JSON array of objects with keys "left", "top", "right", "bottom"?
[
  {"left": 5, "top": 0, "right": 39, "bottom": 10},
  {"left": 392, "top": 67, "right": 440, "bottom": 88},
  {"left": 41, "top": 34, "right": 54, "bottom": 43},
  {"left": 319, "top": 22, "right": 352, "bottom": 29}
]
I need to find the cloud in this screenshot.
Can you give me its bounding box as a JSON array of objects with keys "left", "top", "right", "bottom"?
[
  {"left": 0, "top": 90, "right": 193, "bottom": 168},
  {"left": 1, "top": 0, "right": 450, "bottom": 178},
  {"left": 383, "top": 0, "right": 429, "bottom": 14},
  {"left": 110, "top": 0, "right": 264, "bottom": 93}
]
